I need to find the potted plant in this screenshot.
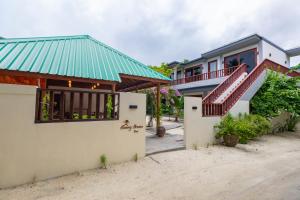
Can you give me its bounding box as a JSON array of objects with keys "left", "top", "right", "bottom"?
[
  {"left": 215, "top": 114, "right": 239, "bottom": 147},
  {"left": 157, "top": 126, "right": 166, "bottom": 137}
]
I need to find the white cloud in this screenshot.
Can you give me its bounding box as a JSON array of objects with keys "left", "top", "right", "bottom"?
[{"left": 0, "top": 0, "right": 300, "bottom": 66}]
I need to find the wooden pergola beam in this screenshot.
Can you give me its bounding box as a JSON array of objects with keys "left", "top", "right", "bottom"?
[
  {"left": 0, "top": 69, "right": 171, "bottom": 93},
  {"left": 120, "top": 74, "right": 169, "bottom": 84},
  {"left": 0, "top": 69, "right": 117, "bottom": 86},
  {"left": 118, "top": 82, "right": 154, "bottom": 92}
]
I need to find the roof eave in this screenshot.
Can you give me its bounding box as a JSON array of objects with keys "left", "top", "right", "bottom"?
[
  {"left": 0, "top": 69, "right": 119, "bottom": 85},
  {"left": 286, "top": 47, "right": 300, "bottom": 57},
  {"left": 202, "top": 34, "right": 261, "bottom": 58}
]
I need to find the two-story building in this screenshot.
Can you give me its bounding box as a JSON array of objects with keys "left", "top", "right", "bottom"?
[{"left": 168, "top": 34, "right": 300, "bottom": 96}]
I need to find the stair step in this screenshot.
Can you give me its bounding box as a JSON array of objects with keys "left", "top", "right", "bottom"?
[{"left": 213, "top": 72, "right": 248, "bottom": 103}]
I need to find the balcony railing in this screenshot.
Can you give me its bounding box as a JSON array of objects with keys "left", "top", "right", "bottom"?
[
  {"left": 170, "top": 66, "right": 238, "bottom": 85},
  {"left": 35, "top": 88, "right": 120, "bottom": 123}
]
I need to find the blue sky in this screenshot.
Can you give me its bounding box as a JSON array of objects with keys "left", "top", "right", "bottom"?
[{"left": 1, "top": 0, "right": 300, "bottom": 66}]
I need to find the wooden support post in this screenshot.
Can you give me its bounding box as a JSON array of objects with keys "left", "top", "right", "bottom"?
[
  {"left": 111, "top": 94, "right": 115, "bottom": 119},
  {"left": 35, "top": 89, "right": 41, "bottom": 122},
  {"left": 70, "top": 92, "right": 74, "bottom": 119},
  {"left": 156, "top": 83, "right": 160, "bottom": 134},
  {"left": 112, "top": 84, "right": 116, "bottom": 93},
  {"left": 59, "top": 91, "right": 65, "bottom": 120},
  {"left": 79, "top": 93, "right": 83, "bottom": 119},
  {"left": 49, "top": 91, "right": 54, "bottom": 120},
  {"left": 96, "top": 93, "right": 100, "bottom": 119},
  {"left": 104, "top": 94, "right": 108, "bottom": 119},
  {"left": 87, "top": 93, "right": 92, "bottom": 118}
]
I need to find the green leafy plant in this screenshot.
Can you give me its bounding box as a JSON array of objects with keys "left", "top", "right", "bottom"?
[
  {"left": 106, "top": 95, "right": 113, "bottom": 119},
  {"left": 192, "top": 144, "right": 198, "bottom": 150},
  {"left": 287, "top": 114, "right": 300, "bottom": 132},
  {"left": 42, "top": 93, "right": 50, "bottom": 120},
  {"left": 215, "top": 114, "right": 237, "bottom": 139},
  {"left": 250, "top": 71, "right": 300, "bottom": 132},
  {"left": 100, "top": 154, "right": 108, "bottom": 169},
  {"left": 149, "top": 63, "right": 172, "bottom": 77},
  {"left": 160, "top": 88, "right": 183, "bottom": 121},
  {"left": 251, "top": 71, "right": 300, "bottom": 117},
  {"left": 133, "top": 153, "right": 138, "bottom": 162},
  {"left": 72, "top": 113, "right": 96, "bottom": 119},
  {"left": 215, "top": 113, "right": 271, "bottom": 144}
]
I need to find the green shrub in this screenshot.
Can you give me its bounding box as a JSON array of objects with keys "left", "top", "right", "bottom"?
[
  {"left": 106, "top": 95, "right": 113, "bottom": 119},
  {"left": 235, "top": 116, "right": 256, "bottom": 144},
  {"left": 287, "top": 114, "right": 300, "bottom": 132},
  {"left": 250, "top": 71, "right": 300, "bottom": 131},
  {"left": 215, "top": 114, "right": 238, "bottom": 139},
  {"left": 42, "top": 93, "right": 50, "bottom": 120},
  {"left": 100, "top": 154, "right": 108, "bottom": 169},
  {"left": 236, "top": 114, "right": 271, "bottom": 143},
  {"left": 215, "top": 113, "right": 271, "bottom": 144},
  {"left": 250, "top": 71, "right": 300, "bottom": 118},
  {"left": 133, "top": 153, "right": 138, "bottom": 162}
]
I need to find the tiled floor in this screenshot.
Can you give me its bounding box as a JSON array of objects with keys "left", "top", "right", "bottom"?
[{"left": 145, "top": 117, "right": 185, "bottom": 155}]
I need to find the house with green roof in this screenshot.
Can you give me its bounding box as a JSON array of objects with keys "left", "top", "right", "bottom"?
[
  {"left": 0, "top": 35, "right": 169, "bottom": 188},
  {"left": 0, "top": 35, "right": 169, "bottom": 122}
]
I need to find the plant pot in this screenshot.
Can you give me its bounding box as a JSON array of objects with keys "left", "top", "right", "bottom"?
[
  {"left": 223, "top": 135, "right": 239, "bottom": 147},
  {"left": 156, "top": 126, "right": 166, "bottom": 137}
]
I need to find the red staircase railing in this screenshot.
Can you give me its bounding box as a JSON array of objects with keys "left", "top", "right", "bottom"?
[
  {"left": 202, "top": 59, "right": 300, "bottom": 117},
  {"left": 202, "top": 63, "right": 247, "bottom": 104},
  {"left": 170, "top": 66, "right": 238, "bottom": 85}
]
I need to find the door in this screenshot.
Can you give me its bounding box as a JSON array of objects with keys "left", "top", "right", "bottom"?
[
  {"left": 224, "top": 49, "right": 257, "bottom": 75},
  {"left": 208, "top": 60, "right": 218, "bottom": 78},
  {"left": 240, "top": 49, "right": 257, "bottom": 73},
  {"left": 224, "top": 55, "right": 239, "bottom": 75}
]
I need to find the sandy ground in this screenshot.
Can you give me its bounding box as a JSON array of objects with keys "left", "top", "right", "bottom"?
[{"left": 1, "top": 131, "right": 300, "bottom": 200}]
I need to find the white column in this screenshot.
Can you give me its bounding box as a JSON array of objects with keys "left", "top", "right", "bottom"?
[{"left": 174, "top": 67, "right": 177, "bottom": 80}]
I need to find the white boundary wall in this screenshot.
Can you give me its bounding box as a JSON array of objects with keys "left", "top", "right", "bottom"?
[
  {"left": 184, "top": 97, "right": 249, "bottom": 149},
  {"left": 0, "top": 84, "right": 146, "bottom": 188}
]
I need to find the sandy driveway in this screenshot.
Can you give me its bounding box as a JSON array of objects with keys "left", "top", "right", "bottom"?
[{"left": 1, "top": 131, "right": 300, "bottom": 200}]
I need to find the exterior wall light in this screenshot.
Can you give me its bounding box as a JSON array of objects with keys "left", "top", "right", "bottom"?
[{"left": 129, "top": 105, "right": 138, "bottom": 109}]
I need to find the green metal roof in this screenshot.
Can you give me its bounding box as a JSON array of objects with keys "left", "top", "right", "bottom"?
[{"left": 0, "top": 35, "right": 170, "bottom": 82}]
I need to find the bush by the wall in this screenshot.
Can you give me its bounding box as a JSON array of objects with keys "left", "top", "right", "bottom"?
[
  {"left": 250, "top": 71, "right": 300, "bottom": 131},
  {"left": 215, "top": 113, "right": 271, "bottom": 144}
]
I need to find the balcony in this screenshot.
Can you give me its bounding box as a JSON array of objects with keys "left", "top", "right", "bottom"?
[{"left": 171, "top": 66, "right": 238, "bottom": 85}]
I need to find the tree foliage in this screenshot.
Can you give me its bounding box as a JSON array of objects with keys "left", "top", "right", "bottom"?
[
  {"left": 250, "top": 71, "right": 300, "bottom": 118},
  {"left": 149, "top": 63, "right": 172, "bottom": 77},
  {"left": 291, "top": 63, "right": 300, "bottom": 70},
  {"left": 160, "top": 88, "right": 184, "bottom": 121}
]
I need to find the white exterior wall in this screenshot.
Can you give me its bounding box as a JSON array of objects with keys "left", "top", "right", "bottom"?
[
  {"left": 184, "top": 97, "right": 221, "bottom": 149},
  {"left": 184, "top": 97, "right": 249, "bottom": 149},
  {"left": 0, "top": 84, "right": 146, "bottom": 188},
  {"left": 261, "top": 40, "right": 290, "bottom": 67}
]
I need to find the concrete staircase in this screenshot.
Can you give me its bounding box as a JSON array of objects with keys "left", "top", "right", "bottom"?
[
  {"left": 202, "top": 59, "right": 300, "bottom": 116},
  {"left": 214, "top": 72, "right": 248, "bottom": 103}
]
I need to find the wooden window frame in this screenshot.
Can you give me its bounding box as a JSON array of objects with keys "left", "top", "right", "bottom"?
[
  {"left": 224, "top": 48, "right": 257, "bottom": 72},
  {"left": 208, "top": 60, "right": 218, "bottom": 78},
  {"left": 35, "top": 88, "right": 120, "bottom": 123}
]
